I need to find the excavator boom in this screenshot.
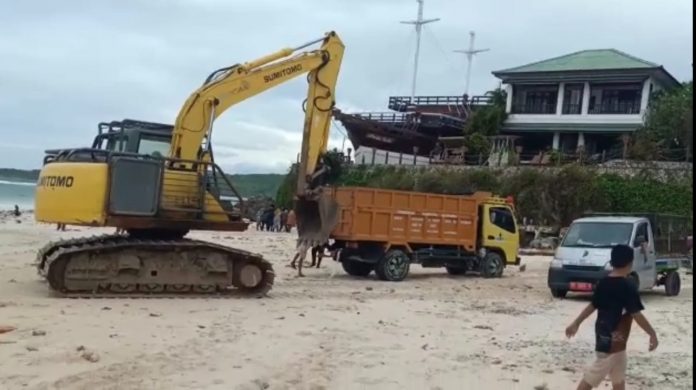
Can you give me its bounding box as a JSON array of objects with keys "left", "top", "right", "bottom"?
[{"left": 169, "top": 31, "right": 344, "bottom": 245}]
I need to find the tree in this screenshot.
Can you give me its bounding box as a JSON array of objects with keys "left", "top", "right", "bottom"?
[
  {"left": 463, "top": 88, "right": 508, "bottom": 155},
  {"left": 630, "top": 81, "right": 693, "bottom": 161}
]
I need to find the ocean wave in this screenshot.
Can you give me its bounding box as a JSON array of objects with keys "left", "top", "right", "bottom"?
[{"left": 0, "top": 179, "right": 36, "bottom": 186}]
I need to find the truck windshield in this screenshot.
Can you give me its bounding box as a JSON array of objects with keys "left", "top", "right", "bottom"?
[{"left": 561, "top": 222, "right": 633, "bottom": 248}]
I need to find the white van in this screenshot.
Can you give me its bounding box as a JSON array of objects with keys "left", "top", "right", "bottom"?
[{"left": 547, "top": 213, "right": 688, "bottom": 298}]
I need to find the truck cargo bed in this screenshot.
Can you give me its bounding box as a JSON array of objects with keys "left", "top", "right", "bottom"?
[{"left": 331, "top": 187, "right": 497, "bottom": 252}]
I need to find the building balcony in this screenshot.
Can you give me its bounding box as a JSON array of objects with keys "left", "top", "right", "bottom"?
[
  {"left": 588, "top": 101, "right": 641, "bottom": 115},
  {"left": 561, "top": 103, "right": 582, "bottom": 115},
  {"left": 511, "top": 102, "right": 557, "bottom": 114}
]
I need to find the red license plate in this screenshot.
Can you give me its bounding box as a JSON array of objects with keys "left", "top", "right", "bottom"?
[{"left": 570, "top": 282, "right": 593, "bottom": 292}]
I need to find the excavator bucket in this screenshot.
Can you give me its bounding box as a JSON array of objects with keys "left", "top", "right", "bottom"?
[{"left": 295, "top": 193, "right": 340, "bottom": 247}]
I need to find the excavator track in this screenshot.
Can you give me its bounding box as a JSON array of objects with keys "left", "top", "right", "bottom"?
[{"left": 36, "top": 234, "right": 274, "bottom": 298}]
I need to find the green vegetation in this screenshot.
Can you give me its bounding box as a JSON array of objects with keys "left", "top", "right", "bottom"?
[
  {"left": 0, "top": 168, "right": 40, "bottom": 183},
  {"left": 630, "top": 81, "right": 693, "bottom": 161},
  {"left": 316, "top": 165, "right": 692, "bottom": 228},
  {"left": 462, "top": 88, "right": 508, "bottom": 155},
  {"left": 226, "top": 173, "right": 284, "bottom": 198},
  {"left": 0, "top": 168, "right": 283, "bottom": 198}
]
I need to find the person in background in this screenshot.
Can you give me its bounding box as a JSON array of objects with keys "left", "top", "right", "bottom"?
[
  {"left": 255, "top": 208, "right": 263, "bottom": 231},
  {"left": 286, "top": 208, "right": 296, "bottom": 233},
  {"left": 262, "top": 205, "right": 275, "bottom": 232},
  {"left": 280, "top": 209, "right": 288, "bottom": 233},
  {"left": 56, "top": 223, "right": 66, "bottom": 231},
  {"left": 565, "top": 244, "right": 658, "bottom": 390},
  {"left": 273, "top": 208, "right": 281, "bottom": 232},
  {"left": 13, "top": 205, "right": 21, "bottom": 217}
]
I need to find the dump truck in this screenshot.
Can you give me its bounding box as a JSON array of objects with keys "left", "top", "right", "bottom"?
[
  {"left": 328, "top": 187, "right": 520, "bottom": 281},
  {"left": 548, "top": 212, "right": 691, "bottom": 298}
]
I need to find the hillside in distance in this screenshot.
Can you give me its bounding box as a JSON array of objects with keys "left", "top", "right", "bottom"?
[{"left": 0, "top": 168, "right": 284, "bottom": 198}]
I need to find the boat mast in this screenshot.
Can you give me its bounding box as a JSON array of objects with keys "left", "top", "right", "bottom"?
[
  {"left": 400, "top": 0, "right": 440, "bottom": 101},
  {"left": 453, "top": 31, "right": 490, "bottom": 96}
]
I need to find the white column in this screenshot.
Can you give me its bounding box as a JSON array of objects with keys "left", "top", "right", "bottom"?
[
  {"left": 505, "top": 84, "right": 513, "bottom": 113},
  {"left": 581, "top": 82, "right": 591, "bottom": 115},
  {"left": 640, "top": 78, "right": 652, "bottom": 115},
  {"left": 556, "top": 82, "right": 565, "bottom": 115},
  {"left": 577, "top": 132, "right": 585, "bottom": 151},
  {"left": 552, "top": 132, "right": 560, "bottom": 150}
]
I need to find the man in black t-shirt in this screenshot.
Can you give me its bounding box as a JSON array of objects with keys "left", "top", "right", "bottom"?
[{"left": 565, "top": 245, "right": 659, "bottom": 390}]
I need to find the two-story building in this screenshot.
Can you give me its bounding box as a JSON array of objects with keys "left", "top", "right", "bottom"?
[{"left": 493, "top": 49, "right": 680, "bottom": 160}]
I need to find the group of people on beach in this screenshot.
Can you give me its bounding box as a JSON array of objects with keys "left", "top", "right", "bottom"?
[{"left": 255, "top": 205, "right": 295, "bottom": 233}]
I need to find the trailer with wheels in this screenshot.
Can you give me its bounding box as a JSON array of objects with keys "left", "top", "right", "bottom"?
[{"left": 327, "top": 187, "right": 520, "bottom": 281}]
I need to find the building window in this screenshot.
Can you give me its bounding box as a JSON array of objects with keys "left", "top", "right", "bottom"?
[
  {"left": 588, "top": 83, "right": 642, "bottom": 114},
  {"left": 562, "top": 83, "right": 584, "bottom": 114},
  {"left": 511, "top": 85, "right": 558, "bottom": 114}
]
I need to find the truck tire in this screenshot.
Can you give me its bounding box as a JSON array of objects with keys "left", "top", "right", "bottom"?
[
  {"left": 550, "top": 289, "right": 568, "bottom": 299},
  {"left": 341, "top": 260, "right": 373, "bottom": 277},
  {"left": 375, "top": 249, "right": 410, "bottom": 282},
  {"left": 480, "top": 252, "right": 504, "bottom": 278},
  {"left": 665, "top": 271, "right": 681, "bottom": 297}
]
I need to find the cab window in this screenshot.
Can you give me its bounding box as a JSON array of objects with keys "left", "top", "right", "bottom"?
[
  {"left": 138, "top": 136, "right": 170, "bottom": 158},
  {"left": 489, "top": 207, "right": 516, "bottom": 233}
]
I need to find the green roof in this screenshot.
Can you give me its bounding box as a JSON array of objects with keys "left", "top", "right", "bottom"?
[{"left": 495, "top": 49, "right": 659, "bottom": 74}]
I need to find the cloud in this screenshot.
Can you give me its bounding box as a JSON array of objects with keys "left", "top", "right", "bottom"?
[{"left": 0, "top": 0, "right": 692, "bottom": 172}]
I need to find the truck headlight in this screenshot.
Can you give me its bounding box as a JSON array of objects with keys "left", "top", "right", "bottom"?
[
  {"left": 604, "top": 262, "right": 613, "bottom": 271},
  {"left": 550, "top": 258, "right": 563, "bottom": 269}
]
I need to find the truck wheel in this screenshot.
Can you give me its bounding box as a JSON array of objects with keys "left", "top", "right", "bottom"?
[
  {"left": 341, "top": 260, "right": 373, "bottom": 277},
  {"left": 446, "top": 266, "right": 467, "bottom": 276},
  {"left": 550, "top": 289, "right": 568, "bottom": 299},
  {"left": 480, "top": 252, "right": 504, "bottom": 278},
  {"left": 375, "top": 249, "right": 410, "bottom": 282},
  {"left": 665, "top": 271, "right": 681, "bottom": 297}
]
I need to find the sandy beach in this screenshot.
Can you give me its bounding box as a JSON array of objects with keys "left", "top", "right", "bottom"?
[{"left": 0, "top": 213, "right": 692, "bottom": 390}]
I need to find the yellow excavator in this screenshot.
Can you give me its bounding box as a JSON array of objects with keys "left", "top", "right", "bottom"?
[{"left": 34, "top": 31, "right": 344, "bottom": 297}]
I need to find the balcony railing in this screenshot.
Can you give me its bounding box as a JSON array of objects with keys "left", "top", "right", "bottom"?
[
  {"left": 562, "top": 103, "right": 582, "bottom": 115},
  {"left": 511, "top": 102, "right": 557, "bottom": 114},
  {"left": 588, "top": 102, "right": 641, "bottom": 115},
  {"left": 388, "top": 95, "right": 492, "bottom": 111}
]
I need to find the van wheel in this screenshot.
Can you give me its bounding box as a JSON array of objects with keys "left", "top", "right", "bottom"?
[
  {"left": 550, "top": 289, "right": 568, "bottom": 299},
  {"left": 480, "top": 252, "right": 504, "bottom": 278},
  {"left": 665, "top": 271, "right": 681, "bottom": 296},
  {"left": 375, "top": 249, "right": 410, "bottom": 281},
  {"left": 341, "top": 260, "right": 373, "bottom": 277}
]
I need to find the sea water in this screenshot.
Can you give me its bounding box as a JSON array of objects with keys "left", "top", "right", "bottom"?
[{"left": 0, "top": 180, "right": 36, "bottom": 211}]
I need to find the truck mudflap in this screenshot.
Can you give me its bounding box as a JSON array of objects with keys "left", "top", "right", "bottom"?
[{"left": 514, "top": 256, "right": 521, "bottom": 266}]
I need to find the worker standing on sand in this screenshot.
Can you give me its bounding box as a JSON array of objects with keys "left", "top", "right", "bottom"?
[
  {"left": 273, "top": 207, "right": 282, "bottom": 232},
  {"left": 255, "top": 209, "right": 263, "bottom": 231},
  {"left": 286, "top": 209, "right": 296, "bottom": 232},
  {"left": 565, "top": 245, "right": 658, "bottom": 390}
]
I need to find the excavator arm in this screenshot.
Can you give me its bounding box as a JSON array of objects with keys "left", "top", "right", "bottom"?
[
  {"left": 169, "top": 31, "right": 345, "bottom": 244},
  {"left": 170, "top": 32, "right": 343, "bottom": 187}
]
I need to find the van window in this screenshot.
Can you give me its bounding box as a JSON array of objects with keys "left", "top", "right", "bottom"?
[
  {"left": 562, "top": 222, "right": 632, "bottom": 248},
  {"left": 633, "top": 223, "right": 649, "bottom": 247},
  {"left": 489, "top": 207, "right": 516, "bottom": 233}
]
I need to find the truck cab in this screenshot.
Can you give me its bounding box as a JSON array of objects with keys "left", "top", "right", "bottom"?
[{"left": 548, "top": 214, "right": 685, "bottom": 298}]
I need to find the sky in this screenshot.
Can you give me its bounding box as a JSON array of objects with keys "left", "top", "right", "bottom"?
[{"left": 0, "top": 0, "right": 693, "bottom": 174}]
